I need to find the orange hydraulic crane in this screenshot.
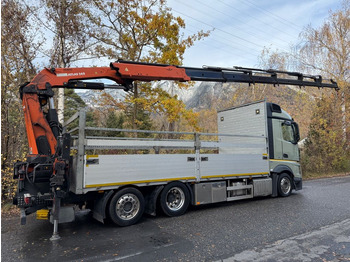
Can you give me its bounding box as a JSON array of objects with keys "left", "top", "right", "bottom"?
[{"left": 21, "top": 60, "right": 338, "bottom": 157}]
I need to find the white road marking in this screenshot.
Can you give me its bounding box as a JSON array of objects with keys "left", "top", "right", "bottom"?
[
  {"left": 101, "top": 243, "right": 176, "bottom": 262},
  {"left": 219, "top": 219, "right": 350, "bottom": 262}
]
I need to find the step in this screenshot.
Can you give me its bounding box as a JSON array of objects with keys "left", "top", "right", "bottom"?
[
  {"left": 227, "top": 185, "right": 253, "bottom": 191},
  {"left": 227, "top": 194, "right": 253, "bottom": 202}
]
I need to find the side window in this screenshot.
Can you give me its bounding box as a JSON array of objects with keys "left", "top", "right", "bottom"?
[{"left": 281, "top": 123, "right": 294, "bottom": 143}]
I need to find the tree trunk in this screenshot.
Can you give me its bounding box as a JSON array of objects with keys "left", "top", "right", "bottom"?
[
  {"left": 57, "top": 88, "right": 65, "bottom": 124},
  {"left": 341, "top": 90, "right": 346, "bottom": 142},
  {"left": 133, "top": 82, "right": 138, "bottom": 137}
]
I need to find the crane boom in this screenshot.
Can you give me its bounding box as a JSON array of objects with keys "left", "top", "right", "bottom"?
[
  {"left": 112, "top": 60, "right": 338, "bottom": 89},
  {"left": 20, "top": 60, "right": 338, "bottom": 156}
]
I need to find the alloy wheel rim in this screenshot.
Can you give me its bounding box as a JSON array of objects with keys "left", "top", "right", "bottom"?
[
  {"left": 116, "top": 193, "right": 140, "bottom": 220},
  {"left": 280, "top": 177, "right": 291, "bottom": 194},
  {"left": 166, "top": 187, "right": 185, "bottom": 211}
]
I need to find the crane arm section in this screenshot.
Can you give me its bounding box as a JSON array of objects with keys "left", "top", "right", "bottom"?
[{"left": 112, "top": 60, "right": 338, "bottom": 89}]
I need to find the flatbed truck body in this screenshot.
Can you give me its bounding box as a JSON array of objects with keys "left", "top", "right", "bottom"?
[
  {"left": 71, "top": 101, "right": 270, "bottom": 194},
  {"left": 59, "top": 100, "right": 300, "bottom": 223}
]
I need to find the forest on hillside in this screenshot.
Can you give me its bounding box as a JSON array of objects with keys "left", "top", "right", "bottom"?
[{"left": 1, "top": 0, "right": 349, "bottom": 201}]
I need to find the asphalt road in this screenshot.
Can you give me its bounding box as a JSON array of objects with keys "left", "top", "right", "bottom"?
[{"left": 2, "top": 175, "right": 350, "bottom": 262}]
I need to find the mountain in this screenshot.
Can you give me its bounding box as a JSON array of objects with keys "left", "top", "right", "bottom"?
[
  {"left": 76, "top": 89, "right": 125, "bottom": 107},
  {"left": 153, "top": 81, "right": 237, "bottom": 110}
]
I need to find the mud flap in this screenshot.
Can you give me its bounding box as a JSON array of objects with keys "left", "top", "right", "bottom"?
[
  {"left": 92, "top": 190, "right": 114, "bottom": 223},
  {"left": 271, "top": 173, "right": 278, "bottom": 197},
  {"left": 20, "top": 208, "right": 26, "bottom": 225},
  {"left": 144, "top": 186, "right": 164, "bottom": 216},
  {"left": 294, "top": 177, "right": 302, "bottom": 191}
]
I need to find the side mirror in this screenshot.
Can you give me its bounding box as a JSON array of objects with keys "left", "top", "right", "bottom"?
[{"left": 292, "top": 122, "right": 300, "bottom": 144}]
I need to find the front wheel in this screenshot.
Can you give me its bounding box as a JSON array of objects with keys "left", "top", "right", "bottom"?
[
  {"left": 277, "top": 173, "right": 292, "bottom": 197},
  {"left": 109, "top": 187, "right": 145, "bottom": 226},
  {"left": 160, "top": 182, "right": 190, "bottom": 217}
]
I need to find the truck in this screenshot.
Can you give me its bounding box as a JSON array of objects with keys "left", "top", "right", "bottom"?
[{"left": 13, "top": 60, "right": 338, "bottom": 240}]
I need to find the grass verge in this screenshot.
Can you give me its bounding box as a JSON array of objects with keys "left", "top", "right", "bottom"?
[{"left": 303, "top": 171, "right": 350, "bottom": 180}]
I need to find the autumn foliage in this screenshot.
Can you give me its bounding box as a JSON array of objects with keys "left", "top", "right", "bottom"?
[
  {"left": 1, "top": 0, "right": 36, "bottom": 201},
  {"left": 297, "top": 0, "right": 350, "bottom": 176},
  {"left": 302, "top": 96, "right": 350, "bottom": 174},
  {"left": 1, "top": 0, "right": 349, "bottom": 204}
]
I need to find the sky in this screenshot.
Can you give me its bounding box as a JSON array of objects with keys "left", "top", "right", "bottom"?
[
  {"left": 71, "top": 0, "right": 342, "bottom": 91},
  {"left": 165, "top": 0, "right": 342, "bottom": 68}
]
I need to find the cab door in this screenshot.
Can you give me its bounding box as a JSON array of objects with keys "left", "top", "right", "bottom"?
[
  {"left": 272, "top": 119, "right": 299, "bottom": 161},
  {"left": 280, "top": 120, "right": 299, "bottom": 161}
]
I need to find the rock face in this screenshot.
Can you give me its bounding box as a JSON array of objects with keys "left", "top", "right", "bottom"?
[
  {"left": 185, "top": 82, "right": 236, "bottom": 110},
  {"left": 158, "top": 81, "right": 237, "bottom": 111}
]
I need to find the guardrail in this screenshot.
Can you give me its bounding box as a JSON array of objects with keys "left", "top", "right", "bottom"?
[{"left": 63, "top": 109, "right": 267, "bottom": 152}]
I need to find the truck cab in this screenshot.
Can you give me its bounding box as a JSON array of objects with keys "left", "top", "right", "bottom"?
[{"left": 267, "top": 103, "right": 302, "bottom": 191}]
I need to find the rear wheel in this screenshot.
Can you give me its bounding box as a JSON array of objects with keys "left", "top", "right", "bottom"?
[
  {"left": 277, "top": 173, "right": 292, "bottom": 197},
  {"left": 109, "top": 187, "right": 145, "bottom": 226},
  {"left": 160, "top": 182, "right": 190, "bottom": 217}
]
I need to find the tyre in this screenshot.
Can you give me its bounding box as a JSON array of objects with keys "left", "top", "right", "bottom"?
[
  {"left": 109, "top": 187, "right": 145, "bottom": 226},
  {"left": 277, "top": 173, "right": 292, "bottom": 197},
  {"left": 160, "top": 182, "right": 190, "bottom": 217}
]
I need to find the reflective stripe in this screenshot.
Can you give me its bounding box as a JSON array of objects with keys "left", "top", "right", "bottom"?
[
  {"left": 201, "top": 172, "right": 269, "bottom": 179},
  {"left": 86, "top": 154, "right": 99, "bottom": 159},
  {"left": 85, "top": 172, "right": 270, "bottom": 188},
  {"left": 85, "top": 177, "right": 196, "bottom": 188},
  {"left": 270, "top": 159, "right": 299, "bottom": 163}
]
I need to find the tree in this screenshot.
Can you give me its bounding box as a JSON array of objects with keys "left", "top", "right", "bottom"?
[
  {"left": 105, "top": 110, "right": 125, "bottom": 137},
  {"left": 1, "top": 0, "right": 38, "bottom": 200},
  {"left": 299, "top": 0, "right": 349, "bottom": 84},
  {"left": 85, "top": 0, "right": 208, "bottom": 131},
  {"left": 64, "top": 89, "right": 86, "bottom": 120},
  {"left": 302, "top": 96, "right": 349, "bottom": 174},
  {"left": 39, "top": 0, "right": 95, "bottom": 123},
  {"left": 258, "top": 47, "right": 292, "bottom": 71},
  {"left": 298, "top": 0, "right": 350, "bottom": 174}
]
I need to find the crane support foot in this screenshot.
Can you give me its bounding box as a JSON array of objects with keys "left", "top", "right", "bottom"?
[{"left": 50, "top": 219, "right": 61, "bottom": 241}]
